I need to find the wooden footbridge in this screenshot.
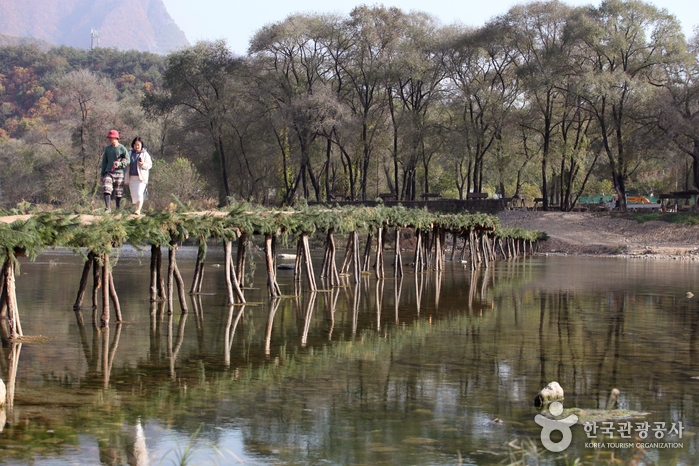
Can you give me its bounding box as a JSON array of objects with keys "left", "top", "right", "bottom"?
[{"left": 0, "top": 204, "right": 547, "bottom": 340}]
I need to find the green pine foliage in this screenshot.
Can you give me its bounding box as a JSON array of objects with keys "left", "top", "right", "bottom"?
[{"left": 0, "top": 206, "right": 546, "bottom": 262}]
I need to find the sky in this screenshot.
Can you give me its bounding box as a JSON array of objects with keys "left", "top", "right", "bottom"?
[{"left": 161, "top": 0, "right": 698, "bottom": 56}]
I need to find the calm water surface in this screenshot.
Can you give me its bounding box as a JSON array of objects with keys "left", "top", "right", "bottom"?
[{"left": 2, "top": 247, "right": 699, "bottom": 465}]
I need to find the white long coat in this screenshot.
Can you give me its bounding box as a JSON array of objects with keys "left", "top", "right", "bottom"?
[{"left": 124, "top": 150, "right": 153, "bottom": 184}]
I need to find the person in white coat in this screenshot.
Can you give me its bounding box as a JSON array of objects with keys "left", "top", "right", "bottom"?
[{"left": 125, "top": 136, "right": 153, "bottom": 215}]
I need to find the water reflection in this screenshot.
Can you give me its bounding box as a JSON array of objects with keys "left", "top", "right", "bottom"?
[{"left": 3, "top": 253, "right": 699, "bottom": 464}]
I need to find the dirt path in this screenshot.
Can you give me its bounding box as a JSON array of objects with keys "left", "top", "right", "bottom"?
[{"left": 496, "top": 210, "right": 699, "bottom": 256}]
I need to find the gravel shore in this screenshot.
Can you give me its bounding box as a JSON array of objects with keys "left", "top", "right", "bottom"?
[{"left": 496, "top": 210, "right": 699, "bottom": 259}]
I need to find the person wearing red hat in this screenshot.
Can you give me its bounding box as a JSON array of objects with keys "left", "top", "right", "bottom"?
[{"left": 100, "top": 130, "right": 130, "bottom": 211}]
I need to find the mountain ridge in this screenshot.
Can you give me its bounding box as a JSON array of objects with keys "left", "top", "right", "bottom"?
[{"left": 0, "top": 0, "right": 189, "bottom": 53}]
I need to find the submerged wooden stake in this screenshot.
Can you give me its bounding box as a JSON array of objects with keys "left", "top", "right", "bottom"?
[
  {"left": 236, "top": 232, "right": 247, "bottom": 289},
  {"left": 264, "top": 234, "right": 282, "bottom": 297},
  {"left": 362, "top": 231, "right": 373, "bottom": 272},
  {"left": 3, "top": 258, "right": 22, "bottom": 338},
  {"left": 108, "top": 269, "right": 122, "bottom": 321},
  {"left": 101, "top": 254, "right": 110, "bottom": 327},
  {"left": 352, "top": 231, "right": 360, "bottom": 283},
  {"left": 375, "top": 227, "right": 384, "bottom": 279},
  {"left": 394, "top": 229, "right": 403, "bottom": 278},
  {"left": 92, "top": 253, "right": 101, "bottom": 308},
  {"left": 224, "top": 240, "right": 246, "bottom": 304},
  {"left": 340, "top": 233, "right": 353, "bottom": 274},
  {"left": 74, "top": 251, "right": 96, "bottom": 310}
]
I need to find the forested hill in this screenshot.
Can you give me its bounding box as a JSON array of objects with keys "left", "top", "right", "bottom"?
[
  {"left": 0, "top": 0, "right": 189, "bottom": 53},
  {"left": 0, "top": 32, "right": 54, "bottom": 51}
]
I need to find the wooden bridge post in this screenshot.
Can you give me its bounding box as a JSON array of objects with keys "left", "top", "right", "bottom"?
[
  {"left": 352, "top": 231, "right": 360, "bottom": 283},
  {"left": 224, "top": 240, "right": 246, "bottom": 304},
  {"left": 2, "top": 257, "right": 22, "bottom": 338},
  {"left": 301, "top": 232, "right": 317, "bottom": 291},
  {"left": 375, "top": 227, "right": 385, "bottom": 279},
  {"left": 101, "top": 253, "right": 110, "bottom": 327},
  {"left": 236, "top": 232, "right": 247, "bottom": 289},
  {"left": 189, "top": 240, "right": 206, "bottom": 294},
  {"left": 394, "top": 229, "right": 403, "bottom": 278},
  {"left": 74, "top": 251, "right": 96, "bottom": 310},
  {"left": 264, "top": 234, "right": 282, "bottom": 297}
]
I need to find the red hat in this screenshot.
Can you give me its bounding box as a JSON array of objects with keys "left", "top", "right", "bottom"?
[{"left": 106, "top": 130, "right": 120, "bottom": 139}]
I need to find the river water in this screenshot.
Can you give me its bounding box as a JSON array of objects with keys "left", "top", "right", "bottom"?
[{"left": 1, "top": 246, "right": 698, "bottom": 465}]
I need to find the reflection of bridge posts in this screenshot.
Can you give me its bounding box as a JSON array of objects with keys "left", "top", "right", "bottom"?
[
  {"left": 168, "top": 312, "right": 187, "bottom": 380},
  {"left": 325, "top": 288, "right": 339, "bottom": 341},
  {"left": 469, "top": 270, "right": 477, "bottom": 311},
  {"left": 265, "top": 300, "right": 280, "bottom": 357},
  {"left": 375, "top": 279, "right": 384, "bottom": 331},
  {"left": 394, "top": 276, "right": 403, "bottom": 324},
  {"left": 352, "top": 282, "right": 360, "bottom": 335},
  {"left": 224, "top": 306, "right": 245, "bottom": 367},
  {"left": 415, "top": 273, "right": 424, "bottom": 317},
  {"left": 73, "top": 307, "right": 100, "bottom": 375},
  {"left": 101, "top": 323, "right": 122, "bottom": 390},
  {"left": 3, "top": 343, "right": 21, "bottom": 411},
  {"left": 191, "top": 295, "right": 206, "bottom": 354},
  {"left": 301, "top": 292, "right": 317, "bottom": 348},
  {"left": 131, "top": 417, "right": 148, "bottom": 465},
  {"left": 149, "top": 301, "right": 165, "bottom": 366}
]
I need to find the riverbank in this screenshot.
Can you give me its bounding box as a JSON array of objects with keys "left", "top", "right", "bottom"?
[{"left": 496, "top": 210, "right": 699, "bottom": 259}]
